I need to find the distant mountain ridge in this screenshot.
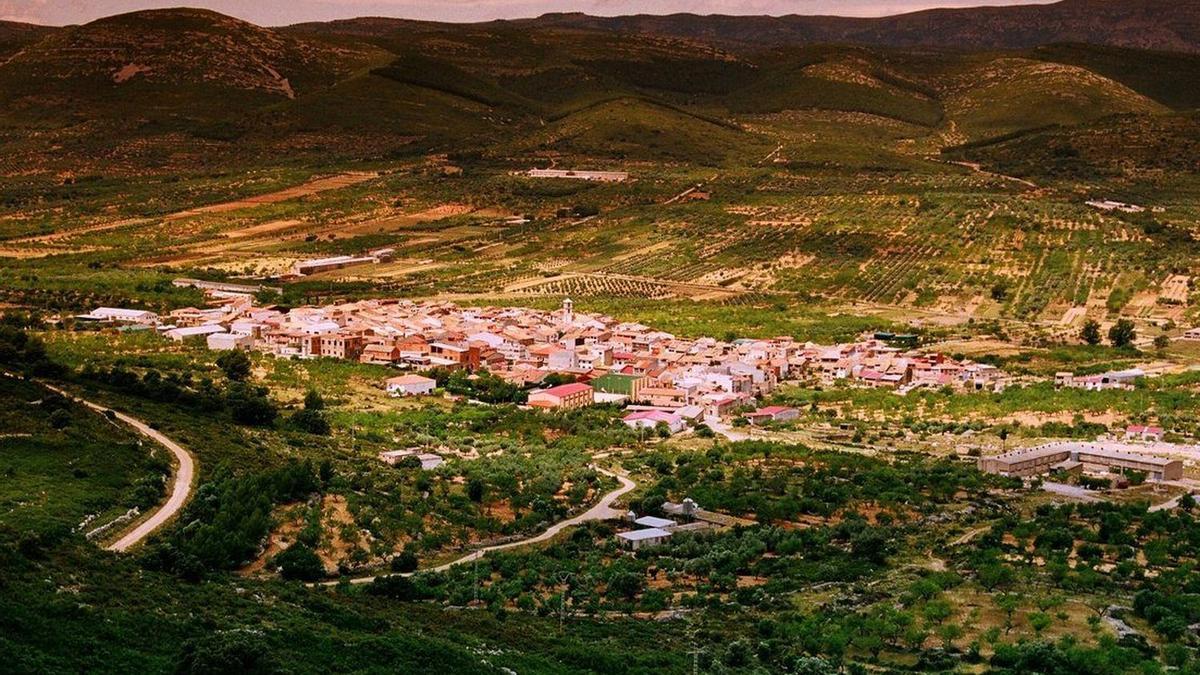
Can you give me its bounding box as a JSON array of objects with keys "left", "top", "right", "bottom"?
[
  {"left": 7, "top": 1, "right": 1200, "bottom": 54},
  {"left": 495, "top": 0, "right": 1200, "bottom": 53}
]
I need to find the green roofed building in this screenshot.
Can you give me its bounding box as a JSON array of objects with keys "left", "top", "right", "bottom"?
[{"left": 590, "top": 372, "right": 647, "bottom": 400}]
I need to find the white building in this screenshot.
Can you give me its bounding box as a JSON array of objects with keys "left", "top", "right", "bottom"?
[
  {"left": 206, "top": 332, "right": 254, "bottom": 351},
  {"left": 385, "top": 374, "right": 437, "bottom": 397},
  {"left": 378, "top": 449, "right": 444, "bottom": 470},
  {"left": 616, "top": 527, "right": 672, "bottom": 550},
  {"left": 165, "top": 325, "right": 226, "bottom": 342},
  {"left": 76, "top": 307, "right": 159, "bottom": 325}
]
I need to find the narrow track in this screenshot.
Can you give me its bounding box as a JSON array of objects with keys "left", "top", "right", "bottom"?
[
  {"left": 317, "top": 466, "right": 636, "bottom": 587},
  {"left": 36, "top": 380, "right": 195, "bottom": 551}
]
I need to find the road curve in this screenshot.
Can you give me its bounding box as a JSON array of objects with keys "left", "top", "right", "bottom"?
[
  {"left": 39, "top": 382, "right": 196, "bottom": 552},
  {"left": 320, "top": 465, "right": 637, "bottom": 587}
]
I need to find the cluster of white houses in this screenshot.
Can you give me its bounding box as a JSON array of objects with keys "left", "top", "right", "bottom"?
[{"left": 79, "top": 294, "right": 1009, "bottom": 419}]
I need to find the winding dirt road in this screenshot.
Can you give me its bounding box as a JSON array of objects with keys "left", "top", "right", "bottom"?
[
  {"left": 38, "top": 382, "right": 195, "bottom": 552},
  {"left": 320, "top": 466, "right": 637, "bottom": 586}
]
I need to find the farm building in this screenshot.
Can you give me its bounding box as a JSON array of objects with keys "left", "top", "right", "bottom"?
[
  {"left": 744, "top": 406, "right": 799, "bottom": 425},
  {"left": 525, "top": 169, "right": 628, "bottom": 182},
  {"left": 1124, "top": 425, "right": 1165, "bottom": 442},
  {"left": 1055, "top": 368, "right": 1145, "bottom": 391},
  {"left": 979, "top": 442, "right": 1182, "bottom": 481},
  {"left": 633, "top": 515, "right": 677, "bottom": 529},
  {"left": 616, "top": 528, "right": 672, "bottom": 550},
  {"left": 291, "top": 255, "right": 377, "bottom": 276},
  {"left": 1086, "top": 200, "right": 1145, "bottom": 213},
  {"left": 76, "top": 307, "right": 159, "bottom": 325},
  {"left": 528, "top": 382, "right": 594, "bottom": 410},
  {"left": 385, "top": 374, "right": 437, "bottom": 397},
  {"left": 165, "top": 325, "right": 226, "bottom": 342},
  {"left": 378, "top": 449, "right": 444, "bottom": 470}
]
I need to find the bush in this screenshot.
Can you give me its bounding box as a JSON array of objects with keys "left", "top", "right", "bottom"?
[
  {"left": 225, "top": 383, "right": 276, "bottom": 426},
  {"left": 1108, "top": 319, "right": 1137, "bottom": 349},
  {"left": 367, "top": 575, "right": 418, "bottom": 600},
  {"left": 391, "top": 549, "right": 419, "bottom": 573},
  {"left": 274, "top": 544, "right": 325, "bottom": 581},
  {"left": 48, "top": 408, "right": 71, "bottom": 429},
  {"left": 176, "top": 631, "right": 279, "bottom": 675},
  {"left": 216, "top": 350, "right": 252, "bottom": 382},
  {"left": 289, "top": 408, "right": 330, "bottom": 435}
]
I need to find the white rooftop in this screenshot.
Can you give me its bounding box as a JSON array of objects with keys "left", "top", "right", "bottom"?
[
  {"left": 616, "top": 528, "right": 673, "bottom": 542},
  {"left": 634, "top": 516, "right": 676, "bottom": 529}
]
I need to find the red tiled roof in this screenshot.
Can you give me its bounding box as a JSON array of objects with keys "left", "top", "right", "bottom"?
[{"left": 539, "top": 383, "right": 592, "bottom": 397}]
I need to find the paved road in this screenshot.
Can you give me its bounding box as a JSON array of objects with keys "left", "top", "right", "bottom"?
[
  {"left": 38, "top": 382, "right": 195, "bottom": 552},
  {"left": 321, "top": 466, "right": 637, "bottom": 586}
]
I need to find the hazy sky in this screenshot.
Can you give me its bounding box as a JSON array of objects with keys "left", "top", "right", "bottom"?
[{"left": 0, "top": 0, "right": 1059, "bottom": 26}]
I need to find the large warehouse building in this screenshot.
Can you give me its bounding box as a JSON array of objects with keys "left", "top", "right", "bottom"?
[{"left": 979, "top": 442, "right": 1183, "bottom": 481}]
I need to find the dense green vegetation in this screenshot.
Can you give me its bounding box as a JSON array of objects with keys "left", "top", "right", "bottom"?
[{"left": 5, "top": 6, "right": 1200, "bottom": 672}]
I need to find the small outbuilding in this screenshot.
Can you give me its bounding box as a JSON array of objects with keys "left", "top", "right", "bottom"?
[
  {"left": 616, "top": 527, "right": 672, "bottom": 550},
  {"left": 386, "top": 374, "right": 437, "bottom": 397}
]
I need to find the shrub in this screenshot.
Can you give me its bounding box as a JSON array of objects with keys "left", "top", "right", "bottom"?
[{"left": 274, "top": 544, "right": 325, "bottom": 581}]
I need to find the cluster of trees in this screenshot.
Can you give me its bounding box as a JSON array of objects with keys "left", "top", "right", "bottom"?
[
  {"left": 0, "top": 326, "right": 63, "bottom": 377},
  {"left": 288, "top": 389, "right": 330, "bottom": 435},
  {"left": 1079, "top": 319, "right": 1137, "bottom": 349},
  {"left": 79, "top": 363, "right": 279, "bottom": 427},
  {"left": 76, "top": 350, "right": 327, "bottom": 436},
  {"left": 425, "top": 366, "right": 528, "bottom": 404},
  {"left": 635, "top": 441, "right": 999, "bottom": 524},
  {"left": 142, "top": 460, "right": 325, "bottom": 579}
]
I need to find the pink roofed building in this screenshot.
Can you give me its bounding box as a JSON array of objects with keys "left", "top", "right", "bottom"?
[
  {"left": 528, "top": 382, "right": 594, "bottom": 410},
  {"left": 622, "top": 410, "right": 686, "bottom": 434}
]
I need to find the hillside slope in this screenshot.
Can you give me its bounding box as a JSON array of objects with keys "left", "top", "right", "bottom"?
[
  {"left": 0, "top": 7, "right": 1195, "bottom": 175},
  {"left": 0, "top": 9, "right": 384, "bottom": 121}
]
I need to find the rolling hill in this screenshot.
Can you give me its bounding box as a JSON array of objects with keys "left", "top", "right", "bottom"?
[{"left": 0, "top": 6, "right": 1197, "bottom": 176}]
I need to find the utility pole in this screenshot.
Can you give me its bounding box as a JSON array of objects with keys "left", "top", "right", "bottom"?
[{"left": 557, "top": 571, "right": 574, "bottom": 633}]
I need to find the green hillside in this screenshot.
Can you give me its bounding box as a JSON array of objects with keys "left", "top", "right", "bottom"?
[
  {"left": 0, "top": 8, "right": 1194, "bottom": 176},
  {"left": 942, "top": 56, "right": 1168, "bottom": 141},
  {"left": 949, "top": 110, "right": 1200, "bottom": 180},
  {"left": 1030, "top": 43, "right": 1200, "bottom": 110},
  {"left": 506, "top": 97, "right": 770, "bottom": 164}
]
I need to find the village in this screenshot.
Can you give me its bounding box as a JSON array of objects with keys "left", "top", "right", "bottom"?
[
  {"left": 74, "top": 287, "right": 1200, "bottom": 504},
  {"left": 77, "top": 288, "right": 1018, "bottom": 431}
]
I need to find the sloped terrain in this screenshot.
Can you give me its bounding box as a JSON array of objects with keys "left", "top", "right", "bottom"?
[
  {"left": 0, "top": 9, "right": 382, "bottom": 115},
  {"left": 941, "top": 57, "right": 1168, "bottom": 141},
  {"left": 950, "top": 111, "right": 1200, "bottom": 181},
  {"left": 0, "top": 7, "right": 1196, "bottom": 177},
  {"left": 506, "top": 97, "right": 768, "bottom": 164}
]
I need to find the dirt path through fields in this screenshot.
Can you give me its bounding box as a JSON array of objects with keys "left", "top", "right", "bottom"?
[{"left": 11, "top": 171, "right": 380, "bottom": 245}]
